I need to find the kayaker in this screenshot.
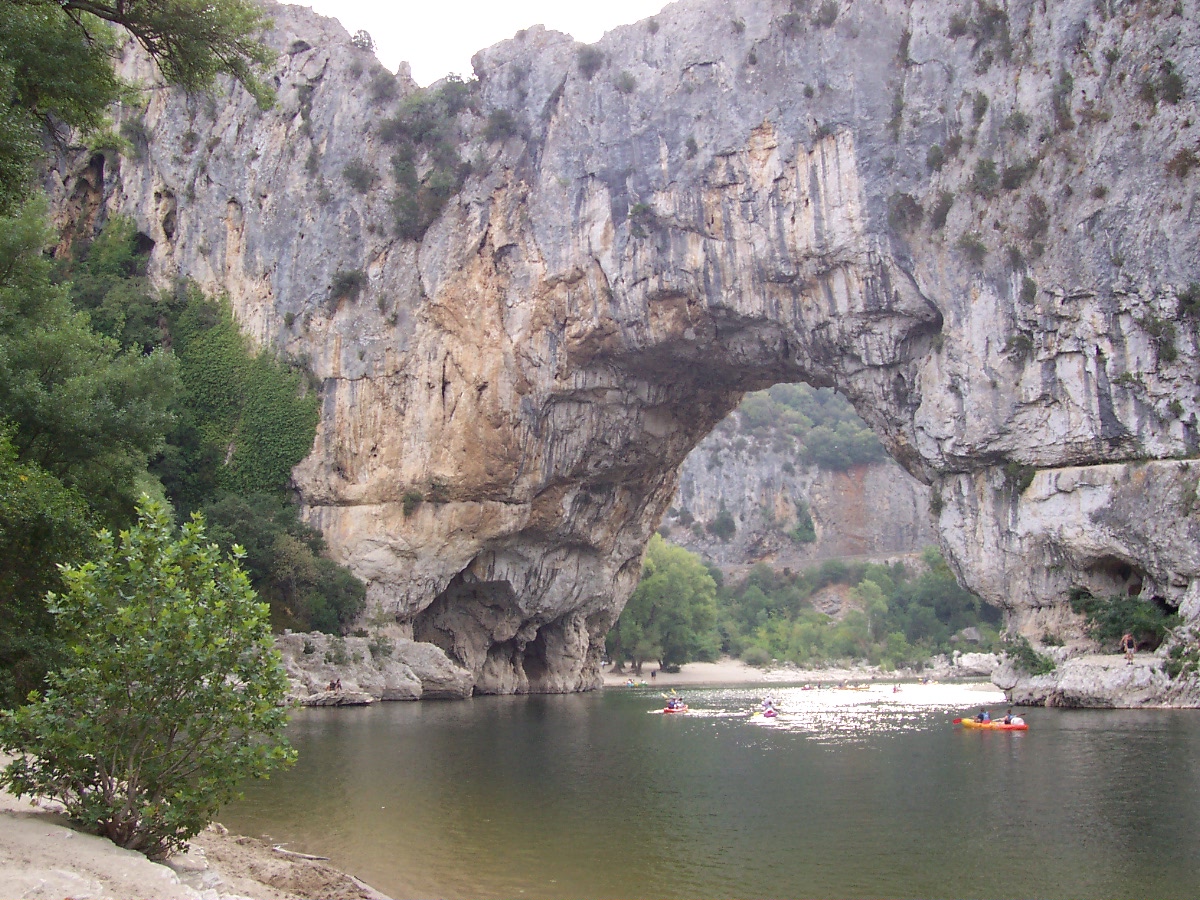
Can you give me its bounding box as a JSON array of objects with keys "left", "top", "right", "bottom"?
[
  {"left": 761, "top": 695, "right": 776, "bottom": 711},
  {"left": 974, "top": 709, "right": 990, "bottom": 723},
  {"left": 1002, "top": 708, "right": 1014, "bottom": 724}
]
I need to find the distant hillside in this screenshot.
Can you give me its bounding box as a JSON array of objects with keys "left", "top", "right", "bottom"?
[{"left": 667, "top": 385, "right": 935, "bottom": 571}]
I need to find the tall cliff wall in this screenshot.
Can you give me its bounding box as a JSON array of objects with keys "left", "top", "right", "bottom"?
[
  {"left": 669, "top": 411, "right": 936, "bottom": 570},
  {"left": 54, "top": 0, "right": 1200, "bottom": 694}
]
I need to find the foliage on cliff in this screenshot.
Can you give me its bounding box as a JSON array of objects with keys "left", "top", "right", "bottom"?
[
  {"left": 717, "top": 547, "right": 1001, "bottom": 670},
  {"left": 0, "top": 499, "right": 293, "bottom": 859},
  {"left": 60, "top": 218, "right": 362, "bottom": 635},
  {"left": 1069, "top": 589, "right": 1178, "bottom": 651},
  {"left": 736, "top": 383, "right": 886, "bottom": 471}
]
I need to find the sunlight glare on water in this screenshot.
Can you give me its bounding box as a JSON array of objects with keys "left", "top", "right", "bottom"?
[{"left": 669, "top": 682, "right": 1007, "bottom": 744}]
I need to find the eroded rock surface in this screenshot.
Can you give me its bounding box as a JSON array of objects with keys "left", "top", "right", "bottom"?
[{"left": 57, "top": 0, "right": 1200, "bottom": 696}]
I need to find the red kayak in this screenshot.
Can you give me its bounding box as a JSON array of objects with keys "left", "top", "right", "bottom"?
[{"left": 662, "top": 704, "right": 688, "bottom": 714}]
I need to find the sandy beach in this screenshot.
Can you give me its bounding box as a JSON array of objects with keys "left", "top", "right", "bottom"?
[{"left": 601, "top": 655, "right": 923, "bottom": 688}]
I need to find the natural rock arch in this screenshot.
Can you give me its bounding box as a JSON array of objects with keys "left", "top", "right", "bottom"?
[{"left": 71, "top": 0, "right": 1200, "bottom": 694}]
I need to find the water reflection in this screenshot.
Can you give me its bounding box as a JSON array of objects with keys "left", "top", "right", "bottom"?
[{"left": 223, "top": 683, "right": 1200, "bottom": 900}]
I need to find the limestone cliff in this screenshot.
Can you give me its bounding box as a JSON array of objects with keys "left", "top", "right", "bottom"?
[
  {"left": 669, "top": 410, "right": 936, "bottom": 570},
  {"left": 53, "top": 0, "right": 1200, "bottom": 696}
]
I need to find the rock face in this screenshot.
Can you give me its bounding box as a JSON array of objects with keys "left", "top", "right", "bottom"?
[
  {"left": 669, "top": 411, "right": 935, "bottom": 570},
  {"left": 276, "top": 632, "right": 474, "bottom": 702},
  {"left": 993, "top": 655, "right": 1198, "bottom": 708},
  {"left": 56, "top": 0, "right": 1200, "bottom": 696}
]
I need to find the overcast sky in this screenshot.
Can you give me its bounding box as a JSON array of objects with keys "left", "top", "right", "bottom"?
[{"left": 289, "top": 0, "right": 672, "bottom": 85}]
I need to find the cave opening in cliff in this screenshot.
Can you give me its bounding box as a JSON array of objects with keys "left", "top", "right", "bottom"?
[
  {"left": 1079, "top": 556, "right": 1147, "bottom": 601},
  {"left": 413, "top": 571, "right": 521, "bottom": 674}
]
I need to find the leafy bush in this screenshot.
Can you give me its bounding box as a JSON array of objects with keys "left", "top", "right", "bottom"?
[
  {"left": 329, "top": 268, "right": 367, "bottom": 303},
  {"left": 1178, "top": 282, "right": 1200, "bottom": 318},
  {"left": 791, "top": 499, "right": 816, "bottom": 543},
  {"left": 1020, "top": 277, "right": 1038, "bottom": 304},
  {"left": 343, "top": 160, "right": 377, "bottom": 193},
  {"left": 972, "top": 92, "right": 989, "bottom": 124},
  {"left": 814, "top": 1, "right": 839, "bottom": 27},
  {"left": 1069, "top": 590, "right": 1178, "bottom": 651},
  {"left": 484, "top": 109, "right": 518, "bottom": 142},
  {"left": 888, "top": 192, "right": 923, "bottom": 232},
  {"left": 929, "top": 190, "right": 954, "bottom": 229},
  {"left": 1003, "top": 461, "right": 1036, "bottom": 494},
  {"left": 402, "top": 489, "right": 423, "bottom": 517},
  {"left": 378, "top": 79, "right": 476, "bottom": 241},
  {"left": 0, "top": 500, "right": 294, "bottom": 859},
  {"left": 369, "top": 69, "right": 399, "bottom": 104},
  {"left": 735, "top": 383, "right": 885, "bottom": 471},
  {"left": 577, "top": 45, "right": 604, "bottom": 79},
  {"left": 1004, "top": 635, "right": 1056, "bottom": 675},
  {"left": 956, "top": 232, "right": 987, "bottom": 265},
  {"left": 926, "top": 144, "right": 945, "bottom": 172},
  {"left": 707, "top": 504, "right": 737, "bottom": 541},
  {"left": 1166, "top": 148, "right": 1199, "bottom": 178},
  {"left": 1001, "top": 158, "right": 1038, "bottom": 191},
  {"left": 741, "top": 645, "right": 772, "bottom": 667},
  {"left": 1052, "top": 69, "right": 1075, "bottom": 131},
  {"left": 201, "top": 493, "right": 365, "bottom": 635},
  {"left": 1165, "top": 639, "right": 1199, "bottom": 680},
  {"left": 970, "top": 158, "right": 999, "bottom": 196}
]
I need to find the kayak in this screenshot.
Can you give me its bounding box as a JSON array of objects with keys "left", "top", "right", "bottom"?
[
  {"left": 750, "top": 708, "right": 778, "bottom": 719},
  {"left": 662, "top": 704, "right": 688, "bottom": 714},
  {"left": 959, "top": 718, "right": 1028, "bottom": 731}
]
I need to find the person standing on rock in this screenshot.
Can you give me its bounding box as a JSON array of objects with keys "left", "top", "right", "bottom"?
[{"left": 1121, "top": 632, "right": 1136, "bottom": 665}]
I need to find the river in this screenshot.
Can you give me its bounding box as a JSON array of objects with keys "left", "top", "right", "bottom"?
[{"left": 222, "top": 682, "right": 1200, "bottom": 899}]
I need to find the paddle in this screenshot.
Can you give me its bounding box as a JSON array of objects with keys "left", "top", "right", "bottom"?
[{"left": 952, "top": 718, "right": 963, "bottom": 724}]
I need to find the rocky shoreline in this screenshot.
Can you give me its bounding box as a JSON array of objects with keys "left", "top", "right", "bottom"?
[
  {"left": 994, "top": 653, "right": 1200, "bottom": 709},
  {"left": 282, "top": 632, "right": 1200, "bottom": 709}
]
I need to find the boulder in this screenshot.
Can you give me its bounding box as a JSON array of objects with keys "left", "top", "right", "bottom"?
[{"left": 276, "top": 632, "right": 472, "bottom": 702}]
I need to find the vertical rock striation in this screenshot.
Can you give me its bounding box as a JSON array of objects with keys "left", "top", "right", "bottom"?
[{"left": 55, "top": 0, "right": 1200, "bottom": 695}]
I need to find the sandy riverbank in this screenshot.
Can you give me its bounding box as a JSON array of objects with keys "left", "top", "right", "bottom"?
[
  {"left": 0, "top": 759, "right": 390, "bottom": 900},
  {"left": 601, "top": 655, "right": 922, "bottom": 688}
]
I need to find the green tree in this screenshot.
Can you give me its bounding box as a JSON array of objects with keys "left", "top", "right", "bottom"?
[
  {"left": 608, "top": 535, "right": 720, "bottom": 672},
  {"left": 0, "top": 426, "right": 96, "bottom": 707},
  {"left": 0, "top": 499, "right": 294, "bottom": 859},
  {"left": 0, "top": 201, "right": 177, "bottom": 527},
  {"left": 201, "top": 492, "right": 365, "bottom": 634}
]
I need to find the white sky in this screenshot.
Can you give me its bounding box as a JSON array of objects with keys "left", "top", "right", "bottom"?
[{"left": 289, "top": 0, "right": 672, "bottom": 86}]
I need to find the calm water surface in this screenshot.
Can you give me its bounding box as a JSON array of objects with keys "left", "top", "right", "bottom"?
[{"left": 222, "top": 683, "right": 1200, "bottom": 899}]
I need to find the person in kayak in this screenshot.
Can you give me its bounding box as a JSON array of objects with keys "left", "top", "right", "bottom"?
[
  {"left": 1002, "top": 708, "right": 1014, "bottom": 724},
  {"left": 761, "top": 695, "right": 776, "bottom": 712},
  {"left": 974, "top": 709, "right": 991, "bottom": 723}
]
